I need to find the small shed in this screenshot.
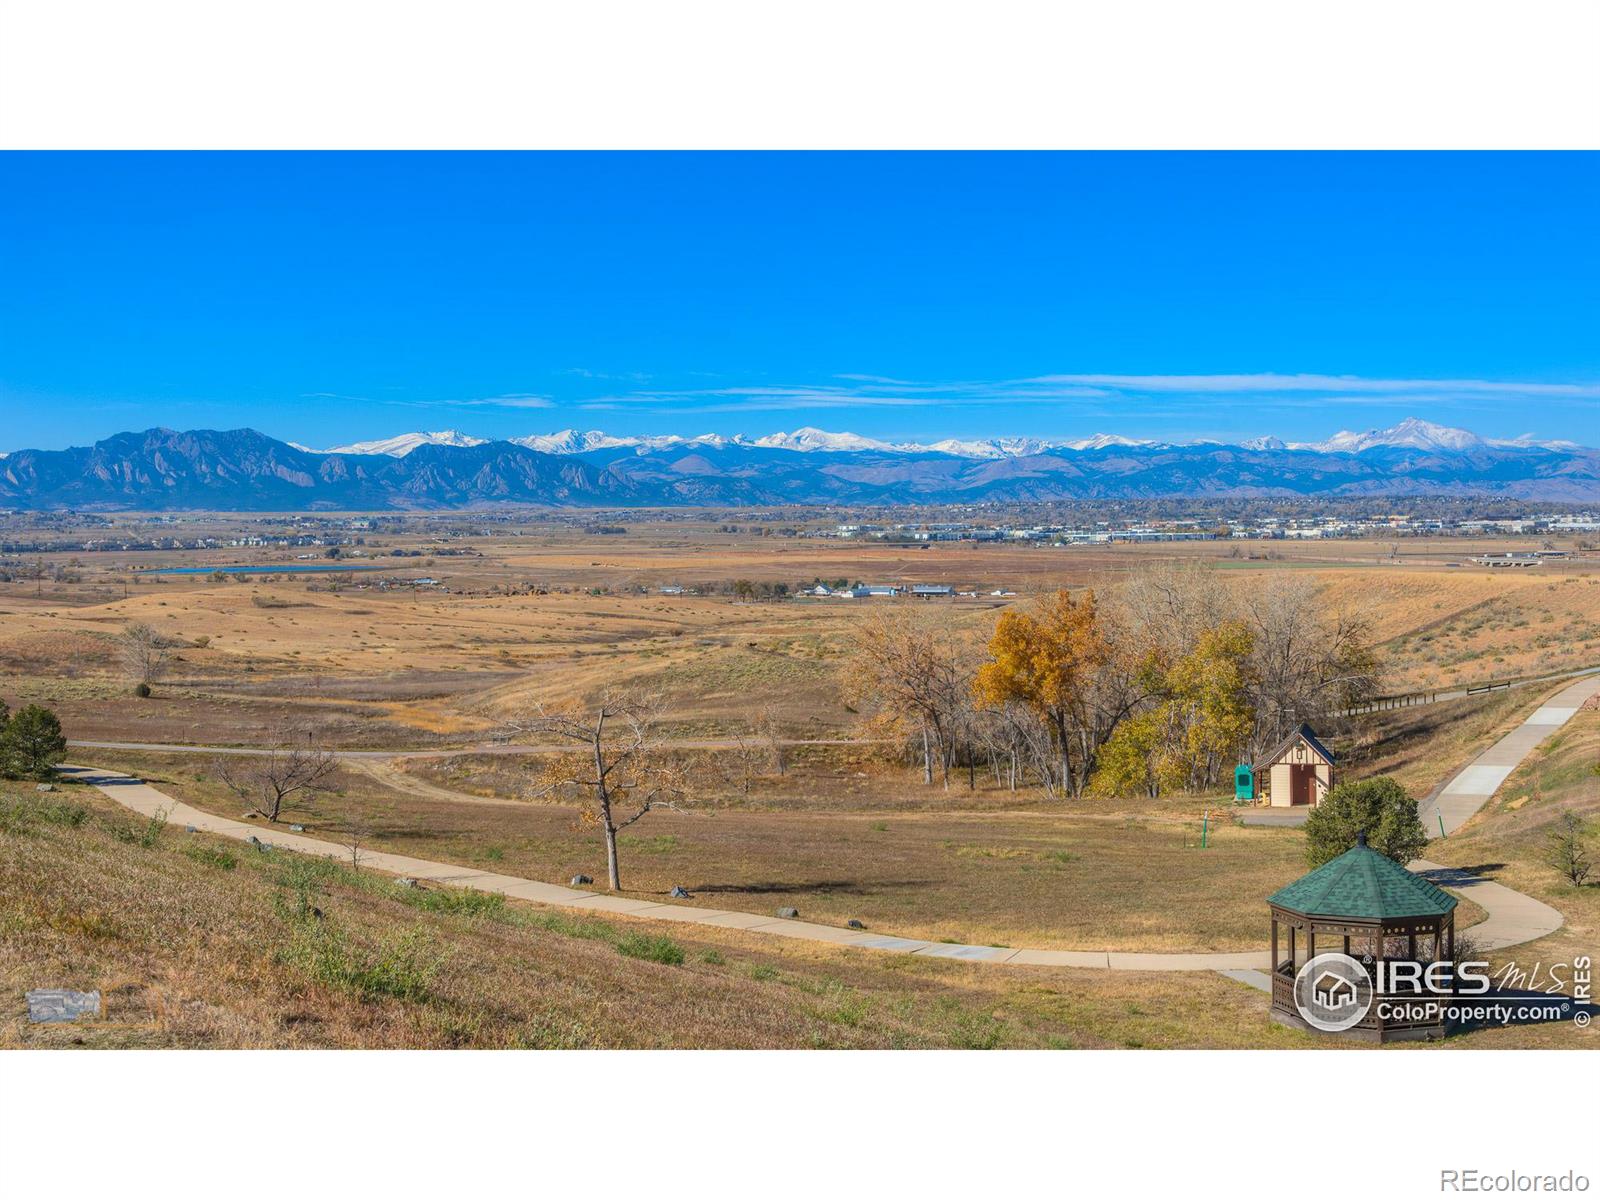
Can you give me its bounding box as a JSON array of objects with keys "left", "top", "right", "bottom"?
[
  {"left": 1267, "top": 833, "right": 1458, "bottom": 1042},
  {"left": 1254, "top": 724, "right": 1335, "bottom": 807}
]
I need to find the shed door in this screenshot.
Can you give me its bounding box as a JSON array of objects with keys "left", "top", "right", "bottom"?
[{"left": 1291, "top": 764, "right": 1315, "bottom": 805}]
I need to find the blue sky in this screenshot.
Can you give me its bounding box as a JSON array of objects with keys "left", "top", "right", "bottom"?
[{"left": 1, "top": 152, "right": 1597, "bottom": 451}]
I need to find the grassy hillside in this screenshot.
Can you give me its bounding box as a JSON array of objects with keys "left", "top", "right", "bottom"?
[{"left": 1, "top": 778, "right": 1319, "bottom": 1049}]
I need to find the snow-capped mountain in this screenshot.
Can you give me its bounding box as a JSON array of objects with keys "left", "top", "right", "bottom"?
[
  {"left": 321, "top": 430, "right": 488, "bottom": 457},
  {"left": 299, "top": 419, "right": 1588, "bottom": 462},
  {"left": 751, "top": 428, "right": 895, "bottom": 453},
  {"left": 3, "top": 420, "right": 1596, "bottom": 508},
  {"left": 1059, "top": 433, "right": 1160, "bottom": 451},
  {"left": 1294, "top": 417, "right": 1486, "bottom": 454}
]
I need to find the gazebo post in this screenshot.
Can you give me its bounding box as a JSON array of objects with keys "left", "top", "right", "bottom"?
[
  {"left": 1271, "top": 917, "right": 1278, "bottom": 974},
  {"left": 1306, "top": 924, "right": 1315, "bottom": 963}
]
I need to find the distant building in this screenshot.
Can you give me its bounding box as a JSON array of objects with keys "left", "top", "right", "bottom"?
[{"left": 909, "top": 584, "right": 953, "bottom": 598}]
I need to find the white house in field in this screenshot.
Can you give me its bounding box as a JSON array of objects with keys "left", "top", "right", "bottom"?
[{"left": 1254, "top": 724, "right": 1336, "bottom": 807}]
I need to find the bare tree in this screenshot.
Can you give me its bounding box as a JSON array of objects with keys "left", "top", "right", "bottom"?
[
  {"left": 1242, "top": 576, "right": 1378, "bottom": 755},
  {"left": 848, "top": 606, "right": 968, "bottom": 787},
  {"left": 511, "top": 689, "right": 689, "bottom": 891},
  {"left": 754, "top": 706, "right": 788, "bottom": 776},
  {"left": 118, "top": 622, "right": 171, "bottom": 692},
  {"left": 722, "top": 727, "right": 767, "bottom": 797},
  {"left": 1548, "top": 811, "right": 1593, "bottom": 887},
  {"left": 341, "top": 814, "right": 371, "bottom": 870},
  {"left": 215, "top": 745, "right": 338, "bottom": 823}
]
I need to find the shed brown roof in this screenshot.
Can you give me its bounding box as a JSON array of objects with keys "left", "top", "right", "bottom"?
[{"left": 1254, "top": 723, "right": 1336, "bottom": 771}]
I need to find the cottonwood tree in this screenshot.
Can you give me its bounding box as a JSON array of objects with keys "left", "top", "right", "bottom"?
[
  {"left": 214, "top": 744, "right": 338, "bottom": 823},
  {"left": 1095, "top": 619, "right": 1257, "bottom": 797},
  {"left": 118, "top": 621, "right": 171, "bottom": 694},
  {"left": 972, "top": 589, "right": 1118, "bottom": 799},
  {"left": 1243, "top": 577, "right": 1377, "bottom": 756},
  {"left": 847, "top": 606, "right": 968, "bottom": 787},
  {"left": 513, "top": 689, "right": 688, "bottom": 891}
]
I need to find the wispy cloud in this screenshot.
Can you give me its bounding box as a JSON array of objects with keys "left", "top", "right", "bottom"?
[
  {"left": 1027, "top": 373, "right": 1600, "bottom": 398},
  {"left": 391, "top": 393, "right": 556, "bottom": 410},
  {"left": 565, "top": 371, "right": 1600, "bottom": 419},
  {"left": 576, "top": 379, "right": 1110, "bottom": 413}
]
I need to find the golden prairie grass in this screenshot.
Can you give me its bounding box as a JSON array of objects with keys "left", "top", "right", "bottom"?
[{"left": 1, "top": 779, "right": 1332, "bottom": 1049}]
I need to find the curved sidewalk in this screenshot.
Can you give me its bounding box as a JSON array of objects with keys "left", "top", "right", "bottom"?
[{"left": 63, "top": 759, "right": 1561, "bottom": 973}]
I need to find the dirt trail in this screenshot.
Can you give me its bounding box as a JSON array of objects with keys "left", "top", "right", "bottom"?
[{"left": 343, "top": 757, "right": 527, "bottom": 809}]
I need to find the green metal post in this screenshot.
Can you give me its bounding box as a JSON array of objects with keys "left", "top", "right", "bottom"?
[
  {"left": 1201, "top": 810, "right": 1208, "bottom": 849},
  {"left": 1438, "top": 813, "right": 1447, "bottom": 839}
]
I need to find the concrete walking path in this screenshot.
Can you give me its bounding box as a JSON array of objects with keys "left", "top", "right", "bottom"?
[
  {"left": 63, "top": 713, "right": 1567, "bottom": 971},
  {"left": 1418, "top": 673, "right": 1600, "bottom": 837}
]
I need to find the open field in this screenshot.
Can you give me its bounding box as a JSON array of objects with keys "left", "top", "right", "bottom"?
[
  {"left": 2, "top": 514, "right": 1595, "bottom": 1048},
  {"left": 3, "top": 520, "right": 1598, "bottom": 748}
]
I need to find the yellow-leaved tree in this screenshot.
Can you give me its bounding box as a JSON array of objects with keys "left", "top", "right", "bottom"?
[{"left": 972, "top": 589, "right": 1113, "bottom": 799}]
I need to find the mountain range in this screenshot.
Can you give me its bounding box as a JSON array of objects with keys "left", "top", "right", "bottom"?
[
  {"left": 2, "top": 418, "right": 1596, "bottom": 510},
  {"left": 317, "top": 417, "right": 1582, "bottom": 460}
]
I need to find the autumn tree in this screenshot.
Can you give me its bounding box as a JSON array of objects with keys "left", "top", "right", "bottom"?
[
  {"left": 513, "top": 689, "right": 688, "bottom": 890},
  {"left": 1092, "top": 619, "right": 1256, "bottom": 797},
  {"left": 972, "top": 589, "right": 1117, "bottom": 798},
  {"left": 215, "top": 744, "right": 338, "bottom": 823}
]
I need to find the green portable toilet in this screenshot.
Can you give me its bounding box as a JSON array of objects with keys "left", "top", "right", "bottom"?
[{"left": 1234, "top": 763, "right": 1255, "bottom": 801}]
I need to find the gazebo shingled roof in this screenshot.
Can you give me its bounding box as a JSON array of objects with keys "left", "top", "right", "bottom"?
[{"left": 1268, "top": 841, "right": 1456, "bottom": 920}]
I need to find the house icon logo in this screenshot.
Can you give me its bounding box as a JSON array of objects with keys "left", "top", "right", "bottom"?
[{"left": 1293, "top": 953, "right": 1374, "bottom": 1032}]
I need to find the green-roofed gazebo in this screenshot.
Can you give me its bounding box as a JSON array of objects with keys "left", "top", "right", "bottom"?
[{"left": 1267, "top": 833, "right": 1458, "bottom": 1042}]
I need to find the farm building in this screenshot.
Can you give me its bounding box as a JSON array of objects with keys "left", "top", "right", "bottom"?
[{"left": 1253, "top": 725, "right": 1336, "bottom": 807}]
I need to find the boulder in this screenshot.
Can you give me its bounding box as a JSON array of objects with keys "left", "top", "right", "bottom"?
[
  {"left": 669, "top": 886, "right": 691, "bottom": 899},
  {"left": 570, "top": 874, "right": 593, "bottom": 886},
  {"left": 777, "top": 907, "right": 800, "bottom": 919},
  {"left": 289, "top": 824, "right": 306, "bottom": 833},
  {"left": 846, "top": 919, "right": 866, "bottom": 930}
]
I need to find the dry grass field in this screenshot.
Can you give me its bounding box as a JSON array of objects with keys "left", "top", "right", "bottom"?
[
  {"left": 1, "top": 777, "right": 1325, "bottom": 1050},
  {"left": 2, "top": 520, "right": 1597, "bottom": 748},
  {"left": 2, "top": 515, "right": 1596, "bottom": 1048}
]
